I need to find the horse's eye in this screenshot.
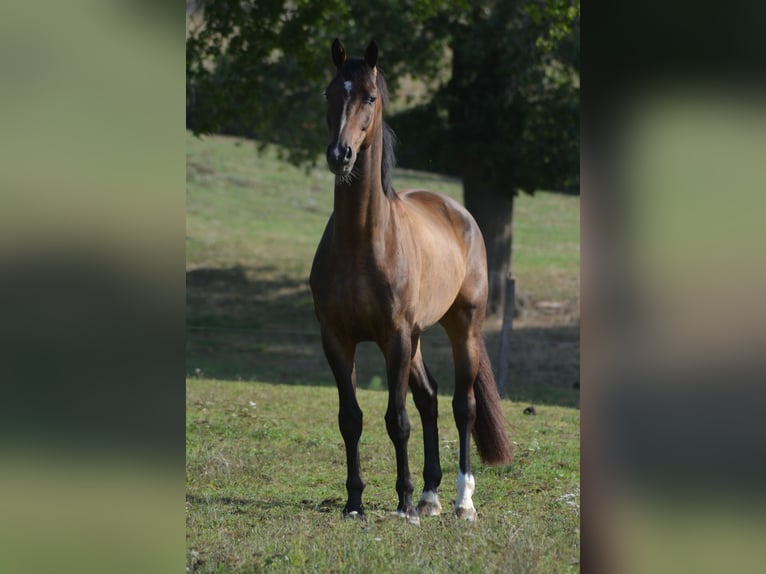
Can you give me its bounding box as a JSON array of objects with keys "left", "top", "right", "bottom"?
[{"left": 367, "top": 96, "right": 377, "bottom": 105}]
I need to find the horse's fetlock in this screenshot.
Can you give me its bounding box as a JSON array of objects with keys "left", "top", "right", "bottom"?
[
  {"left": 396, "top": 476, "right": 414, "bottom": 496},
  {"left": 346, "top": 476, "right": 366, "bottom": 493}
]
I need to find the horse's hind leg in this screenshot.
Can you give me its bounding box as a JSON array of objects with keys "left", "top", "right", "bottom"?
[
  {"left": 443, "top": 307, "right": 483, "bottom": 521},
  {"left": 321, "top": 330, "right": 365, "bottom": 517},
  {"left": 409, "top": 340, "right": 443, "bottom": 516}
]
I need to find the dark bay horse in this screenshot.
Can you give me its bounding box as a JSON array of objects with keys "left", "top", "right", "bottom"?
[{"left": 310, "top": 39, "right": 512, "bottom": 523}]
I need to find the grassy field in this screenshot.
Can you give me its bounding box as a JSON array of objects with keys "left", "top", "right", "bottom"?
[
  {"left": 187, "top": 380, "right": 579, "bottom": 573},
  {"left": 186, "top": 131, "right": 580, "bottom": 571}
]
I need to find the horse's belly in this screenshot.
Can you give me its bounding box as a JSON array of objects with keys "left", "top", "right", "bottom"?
[
  {"left": 414, "top": 282, "right": 461, "bottom": 330},
  {"left": 409, "top": 247, "right": 466, "bottom": 327}
]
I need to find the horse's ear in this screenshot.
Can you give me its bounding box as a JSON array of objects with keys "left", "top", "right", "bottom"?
[
  {"left": 331, "top": 38, "right": 346, "bottom": 70},
  {"left": 365, "top": 40, "right": 378, "bottom": 70}
]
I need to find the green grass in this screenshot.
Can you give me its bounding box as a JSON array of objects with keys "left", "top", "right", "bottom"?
[
  {"left": 514, "top": 191, "right": 580, "bottom": 302},
  {"left": 187, "top": 379, "right": 580, "bottom": 573}
]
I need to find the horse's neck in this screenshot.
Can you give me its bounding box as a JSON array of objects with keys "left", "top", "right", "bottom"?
[{"left": 332, "top": 135, "right": 391, "bottom": 247}]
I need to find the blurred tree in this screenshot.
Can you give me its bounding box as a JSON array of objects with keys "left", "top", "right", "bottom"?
[
  {"left": 187, "top": 0, "right": 579, "bottom": 315},
  {"left": 186, "top": 0, "right": 454, "bottom": 163},
  {"left": 432, "top": 0, "right": 579, "bottom": 313}
]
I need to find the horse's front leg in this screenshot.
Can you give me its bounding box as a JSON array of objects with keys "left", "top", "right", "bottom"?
[
  {"left": 383, "top": 331, "right": 418, "bottom": 524},
  {"left": 321, "top": 329, "right": 365, "bottom": 517}
]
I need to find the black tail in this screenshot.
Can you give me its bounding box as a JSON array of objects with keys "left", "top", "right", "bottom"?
[{"left": 473, "top": 340, "right": 513, "bottom": 465}]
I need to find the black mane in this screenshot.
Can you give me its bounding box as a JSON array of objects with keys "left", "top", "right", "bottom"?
[{"left": 381, "top": 120, "right": 397, "bottom": 197}]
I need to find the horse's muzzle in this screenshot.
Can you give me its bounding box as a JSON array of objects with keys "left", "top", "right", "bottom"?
[{"left": 326, "top": 143, "right": 353, "bottom": 174}]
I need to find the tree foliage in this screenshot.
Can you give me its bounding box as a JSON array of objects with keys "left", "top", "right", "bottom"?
[
  {"left": 187, "top": 0, "right": 457, "bottom": 164},
  {"left": 390, "top": 0, "right": 579, "bottom": 194},
  {"left": 187, "top": 1, "right": 579, "bottom": 194}
]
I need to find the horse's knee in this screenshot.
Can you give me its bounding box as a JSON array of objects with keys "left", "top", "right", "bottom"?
[
  {"left": 346, "top": 475, "right": 365, "bottom": 494},
  {"left": 339, "top": 405, "right": 363, "bottom": 442},
  {"left": 385, "top": 407, "right": 411, "bottom": 443}
]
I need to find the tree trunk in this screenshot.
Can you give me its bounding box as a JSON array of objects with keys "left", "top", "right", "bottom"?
[{"left": 462, "top": 168, "right": 515, "bottom": 317}]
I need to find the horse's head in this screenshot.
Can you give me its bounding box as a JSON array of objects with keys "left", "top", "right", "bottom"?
[{"left": 324, "top": 39, "right": 382, "bottom": 176}]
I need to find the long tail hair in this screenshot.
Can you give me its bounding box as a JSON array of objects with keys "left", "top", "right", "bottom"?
[{"left": 473, "top": 339, "right": 513, "bottom": 465}]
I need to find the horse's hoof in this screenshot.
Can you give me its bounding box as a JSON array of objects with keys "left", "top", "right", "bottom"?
[
  {"left": 416, "top": 498, "right": 442, "bottom": 517},
  {"left": 454, "top": 506, "right": 478, "bottom": 521}
]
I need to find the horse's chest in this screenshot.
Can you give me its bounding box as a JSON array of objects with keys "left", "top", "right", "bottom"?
[
  {"left": 330, "top": 270, "right": 392, "bottom": 315},
  {"left": 314, "top": 258, "right": 405, "bottom": 338}
]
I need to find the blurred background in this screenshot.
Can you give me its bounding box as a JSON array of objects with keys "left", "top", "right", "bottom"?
[
  {"left": 0, "top": 2, "right": 181, "bottom": 573},
  {"left": 582, "top": 1, "right": 766, "bottom": 572}
]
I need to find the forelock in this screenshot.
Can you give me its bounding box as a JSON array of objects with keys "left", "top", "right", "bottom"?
[{"left": 340, "top": 58, "right": 389, "bottom": 105}]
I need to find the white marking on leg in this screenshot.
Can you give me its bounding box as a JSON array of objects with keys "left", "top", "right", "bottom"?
[
  {"left": 456, "top": 472, "right": 475, "bottom": 507},
  {"left": 417, "top": 489, "right": 442, "bottom": 516},
  {"left": 455, "top": 472, "right": 477, "bottom": 520},
  {"left": 420, "top": 490, "right": 439, "bottom": 504}
]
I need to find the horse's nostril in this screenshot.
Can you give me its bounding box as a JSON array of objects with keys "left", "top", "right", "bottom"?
[{"left": 344, "top": 146, "right": 353, "bottom": 161}]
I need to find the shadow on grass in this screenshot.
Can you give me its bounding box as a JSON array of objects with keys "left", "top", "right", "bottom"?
[
  {"left": 186, "top": 493, "right": 351, "bottom": 514},
  {"left": 187, "top": 266, "right": 579, "bottom": 408},
  {"left": 186, "top": 494, "right": 295, "bottom": 512}
]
